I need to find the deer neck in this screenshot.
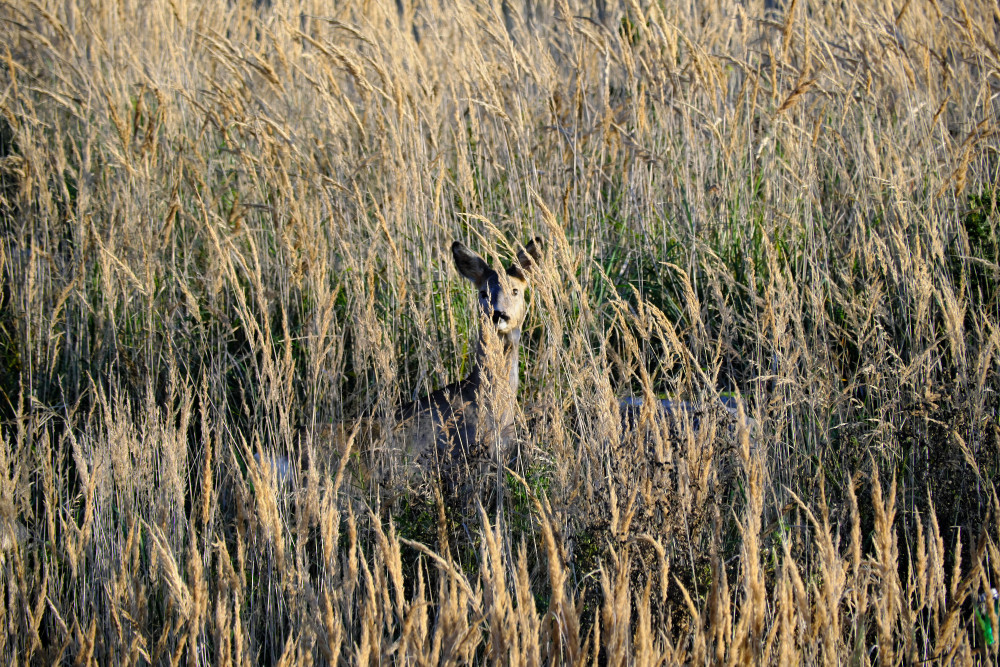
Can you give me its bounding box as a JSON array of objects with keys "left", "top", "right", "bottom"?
[{"left": 469, "top": 326, "right": 521, "bottom": 396}]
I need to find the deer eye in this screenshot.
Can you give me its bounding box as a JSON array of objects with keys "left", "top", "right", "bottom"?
[
  {"left": 512, "top": 289, "right": 519, "bottom": 296},
  {"left": 479, "top": 290, "right": 487, "bottom": 299}
]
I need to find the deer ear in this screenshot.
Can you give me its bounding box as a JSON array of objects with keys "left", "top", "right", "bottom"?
[
  {"left": 515, "top": 237, "right": 543, "bottom": 275},
  {"left": 452, "top": 241, "right": 489, "bottom": 284}
]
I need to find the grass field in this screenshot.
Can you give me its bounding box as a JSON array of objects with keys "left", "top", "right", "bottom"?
[{"left": 1, "top": 0, "right": 999, "bottom": 663}]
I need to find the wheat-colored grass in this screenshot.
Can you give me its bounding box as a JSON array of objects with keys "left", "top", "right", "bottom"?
[{"left": 0, "top": 0, "right": 999, "bottom": 663}]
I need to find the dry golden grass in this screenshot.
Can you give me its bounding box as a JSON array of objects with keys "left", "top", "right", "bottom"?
[{"left": 1, "top": 0, "right": 999, "bottom": 663}]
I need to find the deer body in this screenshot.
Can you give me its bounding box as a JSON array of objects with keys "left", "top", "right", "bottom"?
[{"left": 391, "top": 238, "right": 541, "bottom": 484}]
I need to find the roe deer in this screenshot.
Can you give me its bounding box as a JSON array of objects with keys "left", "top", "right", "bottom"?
[
  {"left": 388, "top": 237, "right": 543, "bottom": 487},
  {"left": 254, "top": 237, "right": 543, "bottom": 496}
]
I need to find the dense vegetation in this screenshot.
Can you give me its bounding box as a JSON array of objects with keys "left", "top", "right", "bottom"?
[{"left": 1, "top": 0, "right": 999, "bottom": 663}]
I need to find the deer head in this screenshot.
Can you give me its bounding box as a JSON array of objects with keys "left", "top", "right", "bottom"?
[{"left": 451, "top": 237, "right": 543, "bottom": 337}]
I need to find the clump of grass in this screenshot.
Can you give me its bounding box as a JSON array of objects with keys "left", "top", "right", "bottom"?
[{"left": 1, "top": 0, "right": 999, "bottom": 662}]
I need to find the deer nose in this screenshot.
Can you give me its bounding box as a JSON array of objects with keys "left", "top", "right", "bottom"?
[{"left": 491, "top": 311, "right": 509, "bottom": 324}]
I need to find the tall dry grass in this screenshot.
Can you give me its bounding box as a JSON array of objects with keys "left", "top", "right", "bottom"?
[{"left": 0, "top": 0, "right": 999, "bottom": 663}]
